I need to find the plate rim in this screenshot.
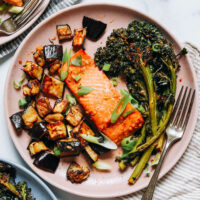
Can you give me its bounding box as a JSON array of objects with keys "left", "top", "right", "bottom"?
[
  {"left": 0, "top": 0, "right": 50, "bottom": 46},
  {"left": 0, "top": 157, "right": 57, "bottom": 200},
  {"left": 4, "top": 2, "right": 199, "bottom": 198}
]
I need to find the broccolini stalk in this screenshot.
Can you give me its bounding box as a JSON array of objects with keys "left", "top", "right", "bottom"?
[{"left": 130, "top": 156, "right": 140, "bottom": 167}]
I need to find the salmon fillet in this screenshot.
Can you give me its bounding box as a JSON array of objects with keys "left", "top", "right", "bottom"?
[
  {"left": 64, "top": 50, "right": 144, "bottom": 145},
  {"left": 3, "top": 0, "right": 23, "bottom": 6}
]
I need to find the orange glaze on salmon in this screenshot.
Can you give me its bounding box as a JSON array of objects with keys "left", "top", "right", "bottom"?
[{"left": 64, "top": 50, "right": 144, "bottom": 145}]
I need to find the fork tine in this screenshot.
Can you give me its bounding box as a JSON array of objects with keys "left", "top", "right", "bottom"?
[
  {"left": 169, "top": 86, "right": 184, "bottom": 123},
  {"left": 177, "top": 88, "right": 192, "bottom": 128},
  {"left": 182, "top": 90, "right": 195, "bottom": 131}
]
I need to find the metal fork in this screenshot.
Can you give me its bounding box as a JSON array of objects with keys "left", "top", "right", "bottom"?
[
  {"left": 142, "top": 86, "right": 195, "bottom": 200},
  {"left": 0, "top": 0, "right": 43, "bottom": 35}
]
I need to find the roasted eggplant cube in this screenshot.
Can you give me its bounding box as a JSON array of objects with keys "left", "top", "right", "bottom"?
[
  {"left": 41, "top": 74, "right": 64, "bottom": 99},
  {"left": 29, "top": 122, "right": 48, "bottom": 139},
  {"left": 45, "top": 113, "right": 64, "bottom": 123},
  {"left": 84, "top": 145, "right": 98, "bottom": 162},
  {"left": 28, "top": 141, "right": 48, "bottom": 157},
  {"left": 33, "top": 151, "right": 60, "bottom": 173},
  {"left": 22, "top": 105, "right": 42, "bottom": 129},
  {"left": 10, "top": 111, "right": 24, "bottom": 132},
  {"left": 82, "top": 16, "right": 107, "bottom": 40},
  {"left": 33, "top": 48, "right": 45, "bottom": 67},
  {"left": 53, "top": 99, "right": 69, "bottom": 114},
  {"left": 47, "top": 121, "right": 67, "bottom": 140},
  {"left": 57, "top": 24, "right": 73, "bottom": 41},
  {"left": 36, "top": 97, "right": 52, "bottom": 118},
  {"left": 22, "top": 79, "right": 40, "bottom": 96},
  {"left": 89, "top": 143, "right": 110, "bottom": 155},
  {"left": 43, "top": 45, "right": 63, "bottom": 62},
  {"left": 67, "top": 162, "right": 90, "bottom": 183},
  {"left": 56, "top": 138, "right": 81, "bottom": 157},
  {"left": 23, "top": 61, "right": 43, "bottom": 81},
  {"left": 66, "top": 106, "right": 83, "bottom": 126},
  {"left": 72, "top": 28, "right": 86, "bottom": 48},
  {"left": 49, "top": 59, "right": 62, "bottom": 75}
]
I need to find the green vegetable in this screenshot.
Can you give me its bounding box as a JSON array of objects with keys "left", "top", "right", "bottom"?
[
  {"left": 8, "top": 6, "right": 24, "bottom": 14},
  {"left": 121, "top": 136, "right": 137, "bottom": 154},
  {"left": 123, "top": 109, "right": 136, "bottom": 117},
  {"left": 13, "top": 74, "right": 26, "bottom": 89},
  {"left": 0, "top": 3, "right": 8, "bottom": 11},
  {"left": 0, "top": 18, "right": 2, "bottom": 25},
  {"left": 77, "top": 86, "right": 93, "bottom": 96},
  {"left": 93, "top": 161, "right": 112, "bottom": 170},
  {"left": 18, "top": 98, "right": 27, "bottom": 108},
  {"left": 66, "top": 94, "right": 77, "bottom": 105},
  {"left": 111, "top": 77, "right": 119, "bottom": 86},
  {"left": 61, "top": 48, "right": 71, "bottom": 81},
  {"left": 102, "top": 63, "right": 111, "bottom": 71},
  {"left": 152, "top": 43, "right": 161, "bottom": 52},
  {"left": 144, "top": 163, "right": 151, "bottom": 177},
  {"left": 73, "top": 74, "right": 81, "bottom": 82},
  {"left": 71, "top": 55, "right": 82, "bottom": 66},
  {"left": 53, "top": 147, "right": 61, "bottom": 156},
  {"left": 151, "top": 151, "right": 161, "bottom": 167}
]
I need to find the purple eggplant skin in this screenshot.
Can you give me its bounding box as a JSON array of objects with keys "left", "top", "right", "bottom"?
[
  {"left": 28, "top": 122, "right": 48, "bottom": 139},
  {"left": 10, "top": 111, "right": 24, "bottom": 132},
  {"left": 33, "top": 151, "right": 60, "bottom": 173},
  {"left": 43, "top": 45, "right": 63, "bottom": 62}
]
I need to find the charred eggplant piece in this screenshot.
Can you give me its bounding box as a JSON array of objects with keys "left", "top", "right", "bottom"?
[
  {"left": 33, "top": 48, "right": 45, "bottom": 67},
  {"left": 22, "top": 105, "right": 42, "bottom": 129},
  {"left": 66, "top": 105, "right": 83, "bottom": 126},
  {"left": 10, "top": 111, "right": 24, "bottom": 132},
  {"left": 36, "top": 97, "right": 52, "bottom": 118},
  {"left": 89, "top": 143, "right": 110, "bottom": 155},
  {"left": 72, "top": 28, "right": 86, "bottom": 49},
  {"left": 29, "top": 122, "right": 48, "bottom": 139},
  {"left": 28, "top": 141, "right": 48, "bottom": 157},
  {"left": 67, "top": 162, "right": 90, "bottom": 183},
  {"left": 33, "top": 151, "right": 60, "bottom": 173},
  {"left": 82, "top": 16, "right": 107, "bottom": 40},
  {"left": 56, "top": 24, "right": 73, "bottom": 41},
  {"left": 56, "top": 138, "right": 81, "bottom": 157},
  {"left": 41, "top": 133, "right": 55, "bottom": 149},
  {"left": 23, "top": 61, "right": 43, "bottom": 81},
  {"left": 43, "top": 45, "right": 63, "bottom": 62},
  {"left": 53, "top": 99, "right": 69, "bottom": 114},
  {"left": 45, "top": 113, "right": 64, "bottom": 123},
  {"left": 47, "top": 121, "right": 67, "bottom": 140},
  {"left": 22, "top": 79, "right": 40, "bottom": 96},
  {"left": 49, "top": 59, "right": 62, "bottom": 75},
  {"left": 41, "top": 74, "right": 64, "bottom": 99}
]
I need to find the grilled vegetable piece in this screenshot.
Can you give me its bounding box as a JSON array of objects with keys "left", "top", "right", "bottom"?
[
  {"left": 22, "top": 105, "right": 42, "bottom": 129},
  {"left": 41, "top": 74, "right": 64, "bottom": 99},
  {"left": 84, "top": 145, "right": 98, "bottom": 162},
  {"left": 0, "top": 162, "right": 16, "bottom": 178},
  {"left": 36, "top": 97, "right": 52, "bottom": 118},
  {"left": 3, "top": 0, "right": 23, "bottom": 7},
  {"left": 66, "top": 106, "right": 83, "bottom": 126},
  {"left": 89, "top": 143, "right": 110, "bottom": 155},
  {"left": 43, "top": 45, "right": 63, "bottom": 62},
  {"left": 72, "top": 28, "right": 86, "bottom": 49},
  {"left": 56, "top": 138, "right": 81, "bottom": 157},
  {"left": 33, "top": 151, "right": 60, "bottom": 173},
  {"left": 10, "top": 111, "right": 24, "bottom": 132},
  {"left": 49, "top": 59, "right": 62, "bottom": 75},
  {"left": 45, "top": 113, "right": 64, "bottom": 123},
  {"left": 82, "top": 16, "right": 107, "bottom": 40},
  {"left": 28, "top": 141, "right": 48, "bottom": 157},
  {"left": 67, "top": 162, "right": 90, "bottom": 183},
  {"left": 53, "top": 99, "right": 69, "bottom": 113},
  {"left": 23, "top": 61, "right": 43, "bottom": 81},
  {"left": 28, "top": 122, "right": 48, "bottom": 139},
  {"left": 41, "top": 133, "right": 55, "bottom": 149},
  {"left": 56, "top": 24, "right": 73, "bottom": 41},
  {"left": 22, "top": 79, "right": 40, "bottom": 96},
  {"left": 67, "top": 124, "right": 73, "bottom": 137},
  {"left": 33, "top": 48, "right": 45, "bottom": 67},
  {"left": 47, "top": 121, "right": 67, "bottom": 140}
]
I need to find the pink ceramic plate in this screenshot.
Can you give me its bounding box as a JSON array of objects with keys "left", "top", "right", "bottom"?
[
  {"left": 0, "top": 0, "right": 50, "bottom": 45},
  {"left": 4, "top": 3, "right": 198, "bottom": 198}
]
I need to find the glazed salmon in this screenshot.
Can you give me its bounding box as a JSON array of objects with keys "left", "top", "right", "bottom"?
[
  {"left": 3, "top": 0, "right": 23, "bottom": 6},
  {"left": 64, "top": 50, "right": 144, "bottom": 145}
]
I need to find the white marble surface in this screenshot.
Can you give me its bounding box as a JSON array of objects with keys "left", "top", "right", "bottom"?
[{"left": 0, "top": 0, "right": 200, "bottom": 199}]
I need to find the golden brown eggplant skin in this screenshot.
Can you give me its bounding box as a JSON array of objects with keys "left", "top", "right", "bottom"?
[{"left": 36, "top": 97, "right": 52, "bottom": 118}]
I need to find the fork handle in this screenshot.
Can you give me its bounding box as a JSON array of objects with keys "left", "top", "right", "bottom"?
[{"left": 141, "top": 139, "right": 172, "bottom": 200}]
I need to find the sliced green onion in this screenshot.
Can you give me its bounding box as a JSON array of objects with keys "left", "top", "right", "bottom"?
[
  {"left": 61, "top": 48, "right": 71, "bottom": 81},
  {"left": 151, "top": 152, "right": 161, "bottom": 167},
  {"left": 66, "top": 94, "right": 76, "bottom": 105},
  {"left": 53, "top": 147, "right": 61, "bottom": 156},
  {"left": 102, "top": 63, "right": 111, "bottom": 71},
  {"left": 111, "top": 94, "right": 129, "bottom": 123},
  {"left": 144, "top": 163, "right": 151, "bottom": 177},
  {"left": 0, "top": 18, "right": 2, "bottom": 25},
  {"left": 93, "top": 161, "right": 112, "bottom": 170},
  {"left": 111, "top": 77, "right": 118, "bottom": 86},
  {"left": 60, "top": 67, "right": 68, "bottom": 81},
  {"left": 152, "top": 43, "right": 161, "bottom": 52},
  {"left": 18, "top": 98, "right": 27, "bottom": 108},
  {"left": 13, "top": 74, "right": 26, "bottom": 89},
  {"left": 73, "top": 74, "right": 81, "bottom": 82},
  {"left": 123, "top": 109, "right": 136, "bottom": 117},
  {"left": 71, "top": 55, "right": 82, "bottom": 66},
  {"left": 0, "top": 3, "right": 8, "bottom": 11},
  {"left": 77, "top": 86, "right": 93, "bottom": 96},
  {"left": 8, "top": 6, "right": 24, "bottom": 14}
]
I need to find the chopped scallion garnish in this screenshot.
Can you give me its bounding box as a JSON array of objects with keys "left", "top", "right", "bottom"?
[
  {"left": 60, "top": 48, "right": 71, "bottom": 81},
  {"left": 73, "top": 74, "right": 81, "bottom": 82},
  {"left": 77, "top": 86, "right": 93, "bottom": 96},
  {"left": 13, "top": 74, "right": 26, "bottom": 89},
  {"left": 53, "top": 147, "right": 61, "bottom": 156},
  {"left": 18, "top": 98, "right": 27, "bottom": 108},
  {"left": 123, "top": 109, "right": 136, "bottom": 117},
  {"left": 71, "top": 55, "right": 82, "bottom": 66},
  {"left": 102, "top": 63, "right": 111, "bottom": 71},
  {"left": 93, "top": 161, "right": 112, "bottom": 170},
  {"left": 111, "top": 77, "right": 119, "bottom": 86}
]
